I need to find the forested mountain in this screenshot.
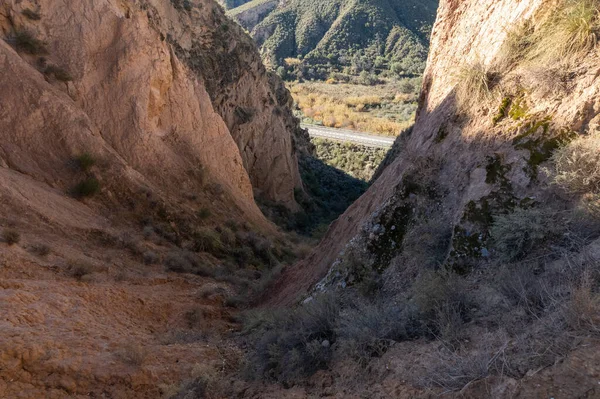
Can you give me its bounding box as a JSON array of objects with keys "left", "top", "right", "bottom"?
[{"left": 229, "top": 0, "right": 439, "bottom": 80}]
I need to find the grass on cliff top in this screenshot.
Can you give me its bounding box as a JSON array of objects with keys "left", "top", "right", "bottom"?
[{"left": 498, "top": 0, "right": 600, "bottom": 68}]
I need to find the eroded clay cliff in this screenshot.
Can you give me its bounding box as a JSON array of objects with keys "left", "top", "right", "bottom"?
[{"left": 0, "top": 0, "right": 304, "bottom": 395}]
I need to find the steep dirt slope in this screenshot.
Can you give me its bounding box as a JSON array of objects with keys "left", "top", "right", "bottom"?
[{"left": 0, "top": 0, "right": 306, "bottom": 396}]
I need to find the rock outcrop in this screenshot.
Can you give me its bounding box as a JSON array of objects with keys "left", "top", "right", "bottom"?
[
  {"left": 141, "top": 0, "right": 309, "bottom": 209},
  {"left": 268, "top": 0, "right": 600, "bottom": 303},
  {"left": 228, "top": 0, "right": 279, "bottom": 31}
]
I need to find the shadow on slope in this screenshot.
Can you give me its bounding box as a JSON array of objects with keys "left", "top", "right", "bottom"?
[{"left": 257, "top": 155, "right": 368, "bottom": 236}]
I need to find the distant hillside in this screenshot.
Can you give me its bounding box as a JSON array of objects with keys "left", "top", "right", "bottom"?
[
  {"left": 219, "top": 0, "right": 252, "bottom": 8},
  {"left": 229, "top": 0, "right": 439, "bottom": 81}
]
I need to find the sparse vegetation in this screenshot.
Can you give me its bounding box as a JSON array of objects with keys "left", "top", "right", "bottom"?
[
  {"left": 71, "top": 177, "right": 100, "bottom": 198},
  {"left": 549, "top": 131, "right": 600, "bottom": 195},
  {"left": 311, "top": 138, "right": 387, "bottom": 181},
  {"left": 68, "top": 260, "right": 95, "bottom": 281},
  {"left": 533, "top": 0, "right": 600, "bottom": 61},
  {"left": 116, "top": 343, "right": 147, "bottom": 367},
  {"left": 13, "top": 30, "right": 47, "bottom": 54},
  {"left": 164, "top": 250, "right": 214, "bottom": 276},
  {"left": 22, "top": 9, "right": 41, "bottom": 20},
  {"left": 45, "top": 65, "right": 73, "bottom": 82},
  {"left": 242, "top": 293, "right": 338, "bottom": 383},
  {"left": 2, "top": 229, "right": 21, "bottom": 245}
]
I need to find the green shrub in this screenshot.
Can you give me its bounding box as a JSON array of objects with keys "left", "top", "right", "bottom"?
[
  {"left": 72, "top": 177, "right": 100, "bottom": 198},
  {"left": 2, "top": 229, "right": 20, "bottom": 245},
  {"left": 14, "top": 30, "right": 47, "bottom": 54},
  {"left": 74, "top": 153, "right": 96, "bottom": 171},
  {"left": 490, "top": 207, "right": 566, "bottom": 262},
  {"left": 192, "top": 227, "right": 224, "bottom": 255}
]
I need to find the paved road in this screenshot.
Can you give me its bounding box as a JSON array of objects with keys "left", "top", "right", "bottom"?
[{"left": 302, "top": 124, "right": 396, "bottom": 148}]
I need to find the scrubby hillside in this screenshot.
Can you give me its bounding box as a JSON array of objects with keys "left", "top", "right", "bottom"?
[
  {"left": 252, "top": 0, "right": 600, "bottom": 396},
  {"left": 0, "top": 0, "right": 308, "bottom": 396},
  {"left": 234, "top": 0, "right": 438, "bottom": 81}
]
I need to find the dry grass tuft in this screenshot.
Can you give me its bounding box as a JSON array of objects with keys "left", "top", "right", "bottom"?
[
  {"left": 549, "top": 131, "right": 600, "bottom": 195},
  {"left": 454, "top": 60, "right": 496, "bottom": 112}
]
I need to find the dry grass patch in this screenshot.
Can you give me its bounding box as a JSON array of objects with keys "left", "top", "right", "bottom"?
[
  {"left": 549, "top": 131, "right": 600, "bottom": 195},
  {"left": 454, "top": 60, "right": 496, "bottom": 112}
]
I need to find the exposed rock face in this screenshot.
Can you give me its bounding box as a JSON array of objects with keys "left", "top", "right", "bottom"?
[
  {"left": 140, "top": 0, "right": 309, "bottom": 209},
  {"left": 0, "top": 0, "right": 279, "bottom": 224},
  {"left": 229, "top": 0, "right": 278, "bottom": 31},
  {"left": 268, "top": 0, "right": 600, "bottom": 304}
]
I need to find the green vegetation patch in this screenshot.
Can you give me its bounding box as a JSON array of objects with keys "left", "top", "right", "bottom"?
[{"left": 311, "top": 138, "right": 387, "bottom": 181}]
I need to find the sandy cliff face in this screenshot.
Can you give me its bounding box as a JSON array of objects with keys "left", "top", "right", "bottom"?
[
  {"left": 269, "top": 0, "right": 600, "bottom": 302},
  {"left": 0, "top": 0, "right": 271, "bottom": 225},
  {"left": 0, "top": 0, "right": 302, "bottom": 395},
  {"left": 139, "top": 0, "right": 309, "bottom": 209}
]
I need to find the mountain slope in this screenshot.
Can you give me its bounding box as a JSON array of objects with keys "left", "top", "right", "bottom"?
[
  {"left": 256, "top": 0, "right": 600, "bottom": 395},
  {"left": 247, "top": 0, "right": 438, "bottom": 77},
  {"left": 0, "top": 0, "right": 306, "bottom": 395}
]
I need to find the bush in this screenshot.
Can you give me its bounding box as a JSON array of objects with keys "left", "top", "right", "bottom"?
[
  {"left": 192, "top": 227, "right": 224, "bottom": 256},
  {"left": 490, "top": 207, "right": 566, "bottom": 262},
  {"left": 68, "top": 260, "right": 95, "bottom": 281},
  {"left": 413, "top": 271, "right": 471, "bottom": 343},
  {"left": 197, "top": 207, "right": 211, "bottom": 220},
  {"left": 243, "top": 293, "right": 339, "bottom": 383},
  {"left": 549, "top": 131, "right": 600, "bottom": 195},
  {"left": 13, "top": 30, "right": 47, "bottom": 54},
  {"left": 142, "top": 251, "right": 159, "bottom": 265},
  {"left": 22, "top": 9, "right": 41, "bottom": 20},
  {"left": 71, "top": 177, "right": 100, "bottom": 198},
  {"left": 164, "top": 250, "right": 214, "bottom": 276},
  {"left": 336, "top": 301, "right": 419, "bottom": 365},
  {"left": 2, "top": 229, "right": 20, "bottom": 246},
  {"left": 74, "top": 153, "right": 96, "bottom": 171},
  {"left": 30, "top": 243, "right": 51, "bottom": 256}
]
